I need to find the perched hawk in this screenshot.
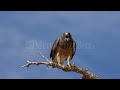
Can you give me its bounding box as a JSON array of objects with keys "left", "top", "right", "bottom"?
[{"left": 50, "top": 32, "right": 76, "bottom": 68}]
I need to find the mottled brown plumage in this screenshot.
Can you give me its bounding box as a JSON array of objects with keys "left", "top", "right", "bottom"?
[{"left": 50, "top": 32, "right": 76, "bottom": 67}]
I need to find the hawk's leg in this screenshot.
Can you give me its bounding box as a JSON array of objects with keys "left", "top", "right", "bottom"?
[
  {"left": 67, "top": 56, "right": 72, "bottom": 69},
  {"left": 57, "top": 55, "right": 65, "bottom": 68},
  {"left": 57, "top": 59, "right": 60, "bottom": 64},
  {"left": 57, "top": 53, "right": 63, "bottom": 67}
]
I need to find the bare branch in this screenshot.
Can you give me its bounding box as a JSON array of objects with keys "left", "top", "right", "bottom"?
[
  {"left": 22, "top": 60, "right": 99, "bottom": 79},
  {"left": 22, "top": 52, "right": 99, "bottom": 79},
  {"left": 37, "top": 52, "right": 50, "bottom": 62}
]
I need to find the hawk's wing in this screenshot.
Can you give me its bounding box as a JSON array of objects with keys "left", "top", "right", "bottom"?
[
  {"left": 71, "top": 41, "right": 76, "bottom": 59},
  {"left": 50, "top": 37, "right": 60, "bottom": 60}
]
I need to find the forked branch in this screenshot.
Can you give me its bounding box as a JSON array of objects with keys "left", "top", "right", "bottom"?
[{"left": 22, "top": 52, "right": 99, "bottom": 79}]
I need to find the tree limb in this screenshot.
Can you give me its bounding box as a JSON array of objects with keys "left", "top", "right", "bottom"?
[{"left": 22, "top": 52, "right": 99, "bottom": 79}]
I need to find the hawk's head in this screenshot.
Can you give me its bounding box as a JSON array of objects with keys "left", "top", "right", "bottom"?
[{"left": 62, "top": 32, "right": 72, "bottom": 41}]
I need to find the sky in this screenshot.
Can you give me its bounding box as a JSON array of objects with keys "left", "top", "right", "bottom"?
[{"left": 0, "top": 11, "right": 120, "bottom": 79}]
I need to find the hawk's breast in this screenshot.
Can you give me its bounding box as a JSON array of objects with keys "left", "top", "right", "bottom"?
[
  {"left": 58, "top": 46, "right": 72, "bottom": 59},
  {"left": 58, "top": 38, "right": 73, "bottom": 59}
]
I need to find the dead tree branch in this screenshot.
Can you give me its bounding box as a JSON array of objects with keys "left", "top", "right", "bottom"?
[{"left": 22, "top": 52, "right": 99, "bottom": 79}]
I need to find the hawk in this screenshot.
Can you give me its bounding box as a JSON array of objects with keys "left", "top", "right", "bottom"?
[{"left": 50, "top": 32, "right": 76, "bottom": 68}]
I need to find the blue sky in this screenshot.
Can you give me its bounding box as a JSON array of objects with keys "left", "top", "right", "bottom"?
[{"left": 0, "top": 11, "right": 120, "bottom": 79}]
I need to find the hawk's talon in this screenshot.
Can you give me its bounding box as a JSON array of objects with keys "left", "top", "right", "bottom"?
[
  {"left": 62, "top": 65, "right": 65, "bottom": 69},
  {"left": 58, "top": 64, "right": 65, "bottom": 69},
  {"left": 58, "top": 63, "right": 62, "bottom": 66},
  {"left": 67, "top": 64, "right": 72, "bottom": 69}
]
